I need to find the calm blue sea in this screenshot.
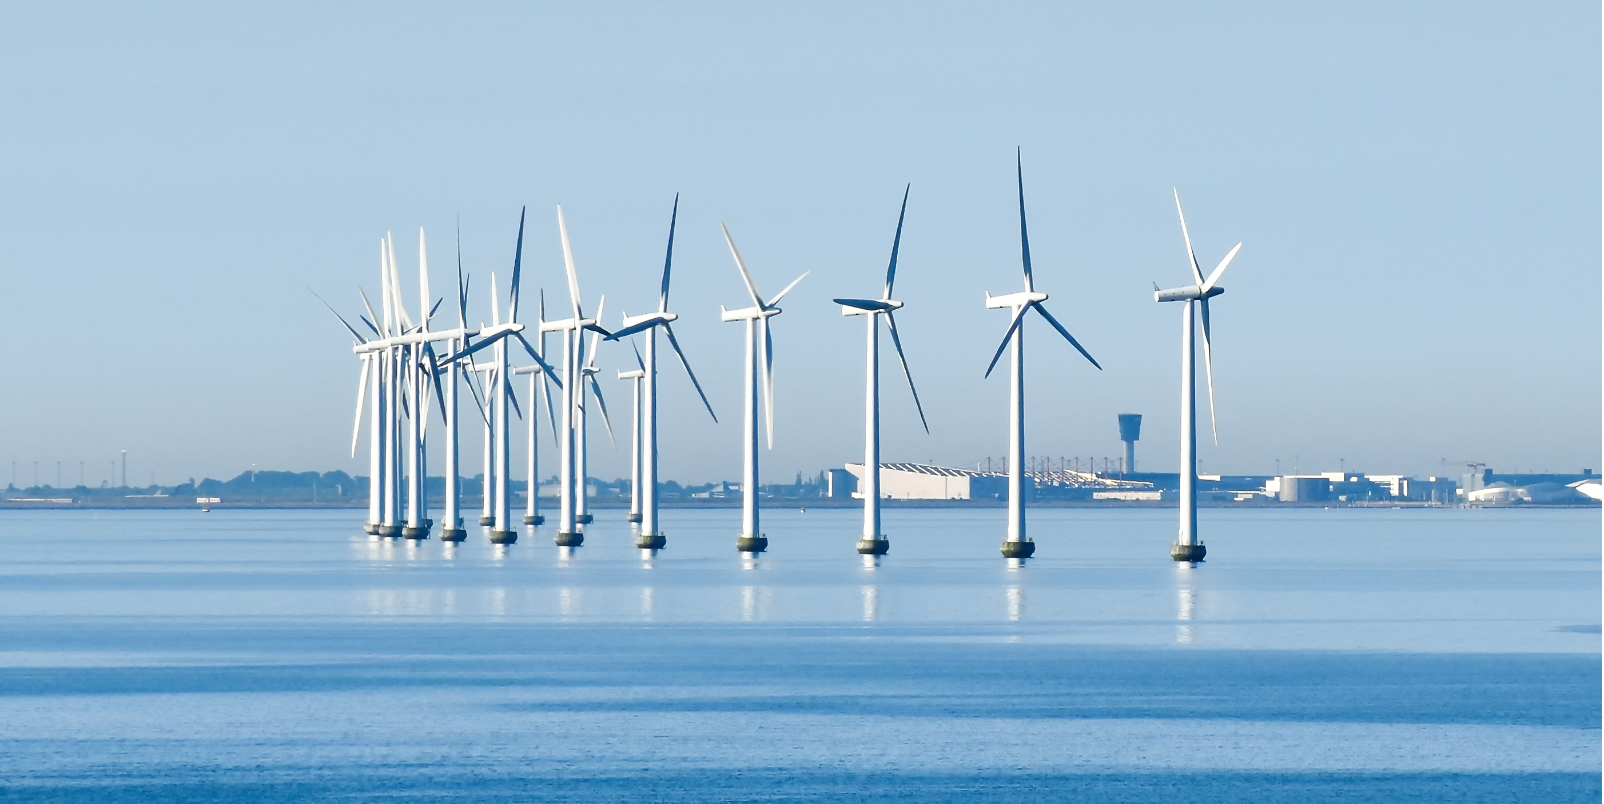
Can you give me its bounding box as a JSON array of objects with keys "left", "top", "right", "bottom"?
[{"left": 0, "top": 506, "right": 1597, "bottom": 802}]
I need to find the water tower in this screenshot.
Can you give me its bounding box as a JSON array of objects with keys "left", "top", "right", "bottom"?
[{"left": 1117, "top": 414, "right": 1142, "bottom": 474}]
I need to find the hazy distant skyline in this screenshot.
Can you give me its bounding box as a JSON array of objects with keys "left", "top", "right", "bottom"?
[{"left": 0, "top": 2, "right": 1597, "bottom": 486}]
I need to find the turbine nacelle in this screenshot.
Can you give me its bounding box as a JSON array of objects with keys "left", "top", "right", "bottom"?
[
  {"left": 720, "top": 305, "right": 782, "bottom": 322},
  {"left": 835, "top": 298, "right": 903, "bottom": 316},
  {"left": 539, "top": 316, "right": 599, "bottom": 334},
  {"left": 1154, "top": 285, "right": 1226, "bottom": 303},
  {"left": 607, "top": 310, "right": 678, "bottom": 340},
  {"left": 985, "top": 290, "right": 1048, "bottom": 309},
  {"left": 617, "top": 368, "right": 646, "bottom": 380}
]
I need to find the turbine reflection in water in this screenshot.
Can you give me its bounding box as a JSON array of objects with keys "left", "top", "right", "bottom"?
[
  {"left": 861, "top": 585, "right": 879, "bottom": 622},
  {"left": 1176, "top": 563, "right": 1197, "bottom": 644},
  {"left": 1006, "top": 585, "right": 1024, "bottom": 622},
  {"left": 641, "top": 586, "right": 655, "bottom": 620}
]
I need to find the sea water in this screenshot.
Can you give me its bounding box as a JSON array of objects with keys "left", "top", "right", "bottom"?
[{"left": 0, "top": 506, "right": 1596, "bottom": 802}]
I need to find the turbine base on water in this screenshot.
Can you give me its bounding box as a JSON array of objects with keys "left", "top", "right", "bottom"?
[
  {"left": 856, "top": 537, "right": 890, "bottom": 556},
  {"left": 1000, "top": 540, "right": 1035, "bottom": 559},
  {"left": 439, "top": 528, "right": 467, "bottom": 542},
  {"left": 363, "top": 523, "right": 380, "bottom": 535},
  {"left": 736, "top": 535, "right": 768, "bottom": 554},
  {"left": 555, "top": 531, "right": 584, "bottom": 547},
  {"left": 523, "top": 514, "right": 544, "bottom": 526},
  {"left": 575, "top": 513, "right": 594, "bottom": 525},
  {"left": 377, "top": 525, "right": 403, "bottom": 538},
  {"left": 627, "top": 512, "right": 642, "bottom": 523},
  {"left": 478, "top": 515, "right": 495, "bottom": 526},
  {"left": 1170, "top": 542, "right": 1206, "bottom": 562},
  {"left": 488, "top": 530, "right": 518, "bottom": 544},
  {"left": 636, "top": 533, "right": 666, "bottom": 549},
  {"left": 402, "top": 526, "right": 430, "bottom": 540}
]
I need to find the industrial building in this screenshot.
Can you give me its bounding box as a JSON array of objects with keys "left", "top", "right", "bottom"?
[{"left": 841, "top": 463, "right": 1009, "bottom": 500}]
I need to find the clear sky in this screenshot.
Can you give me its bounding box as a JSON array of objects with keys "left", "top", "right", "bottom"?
[{"left": 0, "top": 2, "right": 1597, "bottom": 487}]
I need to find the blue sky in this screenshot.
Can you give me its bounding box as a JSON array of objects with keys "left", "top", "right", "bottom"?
[{"left": 0, "top": 2, "right": 1596, "bottom": 486}]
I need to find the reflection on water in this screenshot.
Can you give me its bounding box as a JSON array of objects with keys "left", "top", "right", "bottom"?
[
  {"left": 556, "top": 546, "right": 573, "bottom": 567},
  {"left": 560, "top": 587, "right": 581, "bottom": 617},
  {"left": 741, "top": 556, "right": 759, "bottom": 572},
  {"left": 641, "top": 586, "right": 655, "bottom": 619},
  {"left": 486, "top": 586, "right": 508, "bottom": 618},
  {"left": 1006, "top": 585, "right": 1023, "bottom": 622},
  {"left": 441, "top": 542, "right": 457, "bottom": 561},
  {"left": 1176, "top": 564, "right": 1197, "bottom": 644},
  {"left": 861, "top": 555, "right": 882, "bottom": 570},
  {"left": 491, "top": 544, "right": 509, "bottom": 562},
  {"left": 740, "top": 585, "right": 772, "bottom": 622},
  {"left": 364, "top": 588, "right": 437, "bottom": 616},
  {"left": 640, "top": 548, "right": 657, "bottom": 566},
  {"left": 404, "top": 541, "right": 421, "bottom": 561},
  {"left": 861, "top": 585, "right": 878, "bottom": 622}
]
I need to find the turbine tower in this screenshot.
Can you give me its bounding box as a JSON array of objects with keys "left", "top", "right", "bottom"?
[
  {"left": 719, "top": 223, "right": 807, "bottom": 555},
  {"left": 573, "top": 322, "right": 614, "bottom": 527},
  {"left": 984, "top": 151, "right": 1102, "bottom": 562},
  {"left": 832, "top": 185, "right": 927, "bottom": 558},
  {"left": 618, "top": 350, "right": 646, "bottom": 525},
  {"left": 538, "top": 205, "right": 610, "bottom": 547},
  {"left": 1155, "top": 189, "right": 1241, "bottom": 563},
  {"left": 604, "top": 197, "right": 717, "bottom": 549}
]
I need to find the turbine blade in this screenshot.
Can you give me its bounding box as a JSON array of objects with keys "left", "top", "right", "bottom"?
[
  {"left": 884, "top": 311, "right": 928, "bottom": 433},
  {"left": 1200, "top": 298, "right": 1218, "bottom": 445},
  {"left": 664, "top": 322, "right": 717, "bottom": 422},
  {"left": 762, "top": 317, "right": 775, "bottom": 449},
  {"left": 419, "top": 228, "right": 431, "bottom": 331},
  {"left": 509, "top": 206, "right": 525, "bottom": 324},
  {"left": 660, "top": 193, "right": 678, "bottom": 313},
  {"left": 984, "top": 304, "right": 1029, "bottom": 378},
  {"left": 542, "top": 371, "right": 559, "bottom": 447},
  {"left": 388, "top": 233, "right": 414, "bottom": 332},
  {"left": 632, "top": 341, "right": 645, "bottom": 372},
  {"left": 721, "top": 222, "right": 764, "bottom": 306},
  {"left": 768, "top": 271, "right": 809, "bottom": 307},
  {"left": 508, "top": 377, "right": 524, "bottom": 421},
  {"left": 1174, "top": 189, "right": 1205, "bottom": 285},
  {"left": 586, "top": 297, "right": 606, "bottom": 366},
  {"left": 464, "top": 364, "right": 489, "bottom": 425},
  {"left": 1032, "top": 303, "right": 1102, "bottom": 370},
  {"left": 489, "top": 273, "right": 501, "bottom": 327},
  {"left": 605, "top": 318, "right": 657, "bottom": 341},
  {"left": 423, "top": 344, "right": 448, "bottom": 422},
  {"left": 884, "top": 183, "right": 909, "bottom": 299},
  {"left": 1017, "top": 149, "right": 1033, "bottom": 293},
  {"left": 588, "top": 375, "right": 615, "bottom": 445},
  {"left": 557, "top": 205, "right": 583, "bottom": 319},
  {"left": 351, "top": 354, "right": 371, "bottom": 458},
  {"left": 834, "top": 298, "right": 892, "bottom": 311},
  {"left": 358, "top": 314, "right": 381, "bottom": 338},
  {"left": 513, "top": 331, "right": 563, "bottom": 388},
  {"left": 1202, "top": 242, "right": 1242, "bottom": 292},
  {"left": 358, "top": 287, "right": 381, "bottom": 337},
  {"left": 456, "top": 219, "right": 467, "bottom": 328},
  {"left": 310, "top": 289, "right": 366, "bottom": 344},
  {"left": 443, "top": 334, "right": 499, "bottom": 365}
]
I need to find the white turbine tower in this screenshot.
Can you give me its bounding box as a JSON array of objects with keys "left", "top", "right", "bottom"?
[
  {"left": 573, "top": 322, "right": 615, "bottom": 528},
  {"left": 833, "top": 185, "right": 927, "bottom": 558},
  {"left": 618, "top": 347, "right": 646, "bottom": 525},
  {"left": 538, "top": 205, "right": 610, "bottom": 547},
  {"left": 1155, "top": 189, "right": 1241, "bottom": 563},
  {"left": 515, "top": 292, "right": 559, "bottom": 527},
  {"left": 719, "top": 224, "right": 808, "bottom": 556},
  {"left": 604, "top": 196, "right": 717, "bottom": 550},
  {"left": 984, "top": 152, "right": 1102, "bottom": 562}
]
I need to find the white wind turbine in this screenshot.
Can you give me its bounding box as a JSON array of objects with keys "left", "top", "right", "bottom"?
[
  {"left": 604, "top": 196, "right": 717, "bottom": 550},
  {"left": 537, "top": 205, "right": 611, "bottom": 547},
  {"left": 1155, "top": 190, "right": 1241, "bottom": 563},
  {"left": 439, "top": 209, "right": 563, "bottom": 543},
  {"left": 617, "top": 346, "right": 646, "bottom": 525},
  {"left": 514, "top": 292, "right": 559, "bottom": 527},
  {"left": 833, "top": 186, "right": 927, "bottom": 557},
  {"left": 984, "top": 152, "right": 1102, "bottom": 561},
  {"left": 719, "top": 224, "right": 808, "bottom": 555}
]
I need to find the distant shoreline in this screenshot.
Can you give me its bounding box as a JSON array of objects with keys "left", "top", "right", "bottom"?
[{"left": 0, "top": 499, "right": 1593, "bottom": 511}]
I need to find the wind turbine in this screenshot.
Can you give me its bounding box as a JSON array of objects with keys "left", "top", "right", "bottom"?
[
  {"left": 537, "top": 205, "right": 611, "bottom": 547},
  {"left": 605, "top": 195, "right": 717, "bottom": 550},
  {"left": 618, "top": 346, "right": 646, "bottom": 525},
  {"left": 833, "top": 186, "right": 928, "bottom": 557},
  {"left": 515, "top": 292, "right": 559, "bottom": 527},
  {"left": 439, "top": 231, "right": 471, "bottom": 541},
  {"left": 984, "top": 151, "right": 1102, "bottom": 561},
  {"left": 719, "top": 224, "right": 807, "bottom": 555},
  {"left": 1155, "top": 189, "right": 1241, "bottom": 563}
]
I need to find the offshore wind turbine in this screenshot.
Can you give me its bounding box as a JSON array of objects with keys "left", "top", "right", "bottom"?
[
  {"left": 833, "top": 186, "right": 928, "bottom": 557},
  {"left": 618, "top": 348, "right": 646, "bottom": 524},
  {"left": 1155, "top": 190, "right": 1241, "bottom": 563},
  {"left": 984, "top": 152, "right": 1102, "bottom": 561},
  {"left": 515, "top": 293, "right": 559, "bottom": 526},
  {"left": 538, "top": 205, "right": 611, "bottom": 547},
  {"left": 605, "top": 196, "right": 717, "bottom": 550},
  {"left": 719, "top": 223, "right": 808, "bottom": 555}
]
